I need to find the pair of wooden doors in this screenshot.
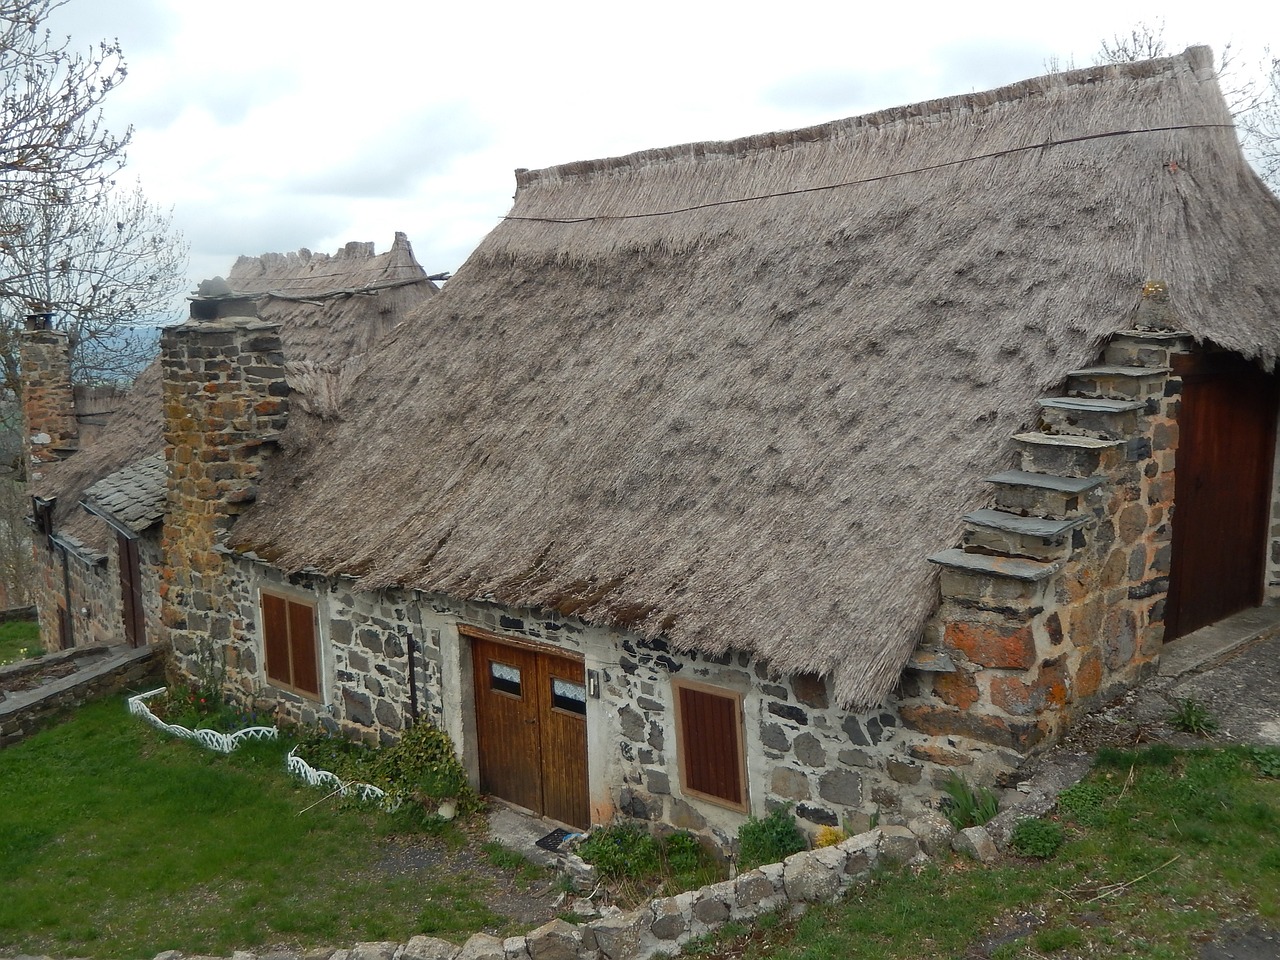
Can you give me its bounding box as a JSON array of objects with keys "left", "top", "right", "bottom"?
[
  {"left": 1165, "top": 353, "right": 1279, "bottom": 640},
  {"left": 468, "top": 631, "right": 589, "bottom": 828}
]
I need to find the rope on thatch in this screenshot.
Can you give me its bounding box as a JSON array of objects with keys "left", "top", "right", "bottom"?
[{"left": 254, "top": 277, "right": 430, "bottom": 303}]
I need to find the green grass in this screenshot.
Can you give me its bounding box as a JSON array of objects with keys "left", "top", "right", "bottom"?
[
  {"left": 0, "top": 698, "right": 521, "bottom": 959},
  {"left": 0, "top": 618, "right": 39, "bottom": 665},
  {"left": 702, "top": 746, "right": 1280, "bottom": 959}
]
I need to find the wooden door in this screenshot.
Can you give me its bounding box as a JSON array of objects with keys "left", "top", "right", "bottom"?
[
  {"left": 469, "top": 632, "right": 589, "bottom": 827},
  {"left": 538, "top": 653, "right": 589, "bottom": 827},
  {"left": 1165, "top": 353, "right": 1279, "bottom": 640},
  {"left": 117, "top": 532, "right": 146, "bottom": 648}
]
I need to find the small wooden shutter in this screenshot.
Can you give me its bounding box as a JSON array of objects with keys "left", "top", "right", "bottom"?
[
  {"left": 677, "top": 684, "right": 745, "bottom": 808},
  {"left": 287, "top": 599, "right": 320, "bottom": 696},
  {"left": 261, "top": 592, "right": 292, "bottom": 686}
]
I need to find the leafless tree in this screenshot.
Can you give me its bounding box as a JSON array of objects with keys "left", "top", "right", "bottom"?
[
  {"left": 0, "top": 179, "right": 188, "bottom": 390},
  {"left": 0, "top": 1, "right": 186, "bottom": 387},
  {"left": 1238, "top": 52, "right": 1280, "bottom": 189},
  {"left": 0, "top": 0, "right": 129, "bottom": 253}
]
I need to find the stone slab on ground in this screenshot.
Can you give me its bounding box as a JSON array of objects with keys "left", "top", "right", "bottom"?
[{"left": 1158, "top": 605, "right": 1280, "bottom": 678}]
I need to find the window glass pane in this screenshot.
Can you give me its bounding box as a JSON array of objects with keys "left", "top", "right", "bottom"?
[
  {"left": 490, "top": 660, "right": 522, "bottom": 696},
  {"left": 551, "top": 677, "right": 587, "bottom": 715}
]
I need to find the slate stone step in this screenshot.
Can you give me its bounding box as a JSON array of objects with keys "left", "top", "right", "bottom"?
[
  {"left": 985, "top": 469, "right": 1103, "bottom": 493},
  {"left": 1067, "top": 364, "right": 1170, "bottom": 401},
  {"left": 928, "top": 548, "right": 1063, "bottom": 579},
  {"left": 1038, "top": 397, "right": 1145, "bottom": 413},
  {"left": 1103, "top": 330, "right": 1193, "bottom": 368},
  {"left": 1013, "top": 432, "right": 1124, "bottom": 478},
  {"left": 985, "top": 469, "right": 1103, "bottom": 518},
  {"left": 962, "top": 508, "right": 1087, "bottom": 561},
  {"left": 1037, "top": 395, "right": 1147, "bottom": 440},
  {"left": 929, "top": 548, "right": 1063, "bottom": 608}
]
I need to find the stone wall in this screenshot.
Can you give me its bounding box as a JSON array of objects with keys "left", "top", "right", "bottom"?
[
  {"left": 0, "top": 644, "right": 161, "bottom": 747},
  {"left": 28, "top": 524, "right": 163, "bottom": 655},
  {"left": 188, "top": 555, "right": 944, "bottom": 849},
  {"left": 159, "top": 315, "right": 289, "bottom": 682},
  {"left": 29, "top": 535, "right": 119, "bottom": 652},
  {"left": 210, "top": 555, "right": 441, "bottom": 742}
]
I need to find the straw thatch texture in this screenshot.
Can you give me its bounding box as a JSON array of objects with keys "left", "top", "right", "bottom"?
[
  {"left": 37, "top": 234, "right": 435, "bottom": 549},
  {"left": 232, "top": 48, "right": 1280, "bottom": 707},
  {"left": 226, "top": 231, "right": 433, "bottom": 370},
  {"left": 234, "top": 47, "right": 1280, "bottom": 707}
]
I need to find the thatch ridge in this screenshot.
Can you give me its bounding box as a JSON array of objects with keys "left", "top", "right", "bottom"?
[{"left": 517, "top": 46, "right": 1218, "bottom": 191}]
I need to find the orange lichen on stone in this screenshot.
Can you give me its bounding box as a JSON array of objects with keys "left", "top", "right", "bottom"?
[{"left": 942, "top": 621, "right": 1036, "bottom": 670}]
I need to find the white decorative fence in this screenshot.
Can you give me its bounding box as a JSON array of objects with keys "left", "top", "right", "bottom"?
[
  {"left": 127, "top": 687, "right": 395, "bottom": 809},
  {"left": 286, "top": 746, "right": 397, "bottom": 809},
  {"left": 128, "top": 687, "right": 277, "bottom": 753}
]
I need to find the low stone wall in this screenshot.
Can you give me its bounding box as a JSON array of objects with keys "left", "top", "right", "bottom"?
[{"left": 0, "top": 644, "right": 162, "bottom": 748}]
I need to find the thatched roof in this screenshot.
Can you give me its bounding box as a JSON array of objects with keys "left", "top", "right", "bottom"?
[
  {"left": 233, "top": 47, "right": 1280, "bottom": 707},
  {"left": 232, "top": 48, "right": 1280, "bottom": 707},
  {"left": 37, "top": 234, "right": 436, "bottom": 549},
  {"left": 232, "top": 47, "right": 1280, "bottom": 706},
  {"left": 225, "top": 231, "right": 434, "bottom": 370}
]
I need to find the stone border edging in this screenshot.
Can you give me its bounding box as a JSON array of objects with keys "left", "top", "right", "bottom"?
[{"left": 99, "top": 703, "right": 1095, "bottom": 960}]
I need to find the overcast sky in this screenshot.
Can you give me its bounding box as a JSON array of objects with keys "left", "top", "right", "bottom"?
[{"left": 48, "top": 0, "right": 1280, "bottom": 318}]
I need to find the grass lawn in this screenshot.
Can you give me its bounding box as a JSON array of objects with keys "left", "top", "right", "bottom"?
[
  {"left": 0, "top": 697, "right": 522, "bottom": 959},
  {"left": 0, "top": 618, "right": 39, "bottom": 665},
  {"left": 697, "top": 745, "right": 1280, "bottom": 960}
]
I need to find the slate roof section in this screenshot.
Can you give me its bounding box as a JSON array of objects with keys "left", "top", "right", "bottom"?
[{"left": 81, "top": 452, "right": 167, "bottom": 533}]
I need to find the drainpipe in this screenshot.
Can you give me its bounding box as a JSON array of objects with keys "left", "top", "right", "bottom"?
[{"left": 406, "top": 630, "right": 420, "bottom": 726}]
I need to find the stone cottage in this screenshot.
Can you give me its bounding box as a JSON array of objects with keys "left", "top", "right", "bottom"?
[
  {"left": 24, "top": 233, "right": 436, "bottom": 654},
  {"left": 23, "top": 48, "right": 1280, "bottom": 846}
]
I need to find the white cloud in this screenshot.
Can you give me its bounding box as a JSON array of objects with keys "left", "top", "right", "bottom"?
[{"left": 40, "top": 0, "right": 1280, "bottom": 311}]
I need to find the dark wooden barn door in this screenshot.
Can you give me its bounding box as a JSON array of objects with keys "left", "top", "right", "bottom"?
[
  {"left": 116, "top": 532, "right": 146, "bottom": 648},
  {"left": 469, "top": 632, "right": 588, "bottom": 828},
  {"left": 1165, "top": 353, "right": 1279, "bottom": 640}
]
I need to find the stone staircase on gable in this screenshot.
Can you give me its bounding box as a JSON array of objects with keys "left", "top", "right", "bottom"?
[
  {"left": 899, "top": 329, "right": 1191, "bottom": 767},
  {"left": 929, "top": 329, "right": 1187, "bottom": 595}
]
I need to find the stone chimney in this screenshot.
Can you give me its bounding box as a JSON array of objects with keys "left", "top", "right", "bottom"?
[
  {"left": 19, "top": 312, "right": 78, "bottom": 473},
  {"left": 159, "top": 285, "right": 289, "bottom": 666}
]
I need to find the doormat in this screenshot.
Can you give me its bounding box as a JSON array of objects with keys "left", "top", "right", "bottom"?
[{"left": 535, "top": 828, "right": 573, "bottom": 852}]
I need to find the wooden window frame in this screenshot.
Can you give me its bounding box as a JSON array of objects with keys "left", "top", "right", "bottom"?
[
  {"left": 259, "top": 588, "right": 322, "bottom": 700},
  {"left": 672, "top": 678, "right": 749, "bottom": 813}
]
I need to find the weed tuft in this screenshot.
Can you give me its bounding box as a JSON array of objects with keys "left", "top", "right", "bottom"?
[
  {"left": 942, "top": 774, "right": 999, "bottom": 830},
  {"left": 1056, "top": 782, "right": 1108, "bottom": 826},
  {"left": 1168, "top": 697, "right": 1218, "bottom": 736},
  {"left": 577, "top": 823, "right": 723, "bottom": 902},
  {"left": 737, "top": 804, "right": 807, "bottom": 870},
  {"left": 1009, "top": 817, "right": 1064, "bottom": 858},
  {"left": 1248, "top": 745, "right": 1280, "bottom": 778}
]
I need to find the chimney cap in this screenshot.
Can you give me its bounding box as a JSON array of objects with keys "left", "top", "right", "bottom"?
[
  {"left": 23, "top": 310, "right": 54, "bottom": 331},
  {"left": 189, "top": 276, "right": 262, "bottom": 322},
  {"left": 194, "top": 276, "right": 235, "bottom": 299}
]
